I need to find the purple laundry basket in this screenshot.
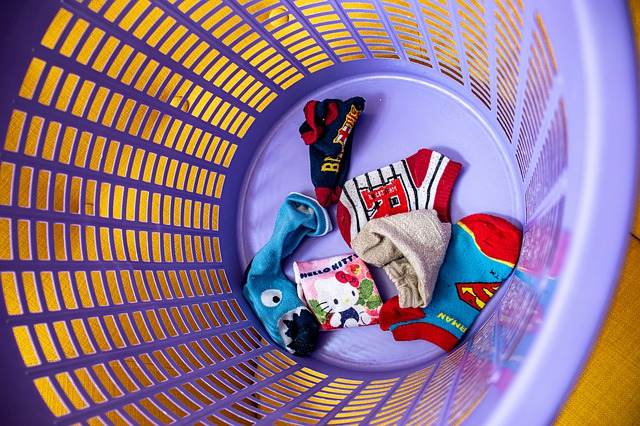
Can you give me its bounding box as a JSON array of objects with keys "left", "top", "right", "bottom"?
[{"left": 0, "top": 0, "right": 637, "bottom": 424}]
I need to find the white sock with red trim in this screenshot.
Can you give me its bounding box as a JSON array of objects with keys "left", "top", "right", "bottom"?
[{"left": 336, "top": 148, "right": 462, "bottom": 247}]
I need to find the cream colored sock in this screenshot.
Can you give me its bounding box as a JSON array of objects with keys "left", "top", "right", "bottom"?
[{"left": 351, "top": 209, "right": 451, "bottom": 308}]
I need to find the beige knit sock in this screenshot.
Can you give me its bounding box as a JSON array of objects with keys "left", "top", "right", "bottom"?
[{"left": 351, "top": 209, "right": 451, "bottom": 308}]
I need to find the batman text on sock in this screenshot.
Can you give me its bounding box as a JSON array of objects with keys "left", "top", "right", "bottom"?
[{"left": 321, "top": 104, "right": 362, "bottom": 172}]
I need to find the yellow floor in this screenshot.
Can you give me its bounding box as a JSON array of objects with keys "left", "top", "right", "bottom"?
[{"left": 554, "top": 234, "right": 640, "bottom": 424}]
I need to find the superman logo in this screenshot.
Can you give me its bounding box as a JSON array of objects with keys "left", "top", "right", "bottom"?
[
  {"left": 456, "top": 282, "right": 500, "bottom": 310},
  {"left": 359, "top": 176, "right": 409, "bottom": 219}
]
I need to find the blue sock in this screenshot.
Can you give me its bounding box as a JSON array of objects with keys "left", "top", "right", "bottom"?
[{"left": 243, "top": 192, "right": 331, "bottom": 355}]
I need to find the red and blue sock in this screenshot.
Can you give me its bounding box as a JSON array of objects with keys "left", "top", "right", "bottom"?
[
  {"left": 379, "top": 214, "right": 522, "bottom": 351},
  {"left": 299, "top": 97, "right": 365, "bottom": 207}
]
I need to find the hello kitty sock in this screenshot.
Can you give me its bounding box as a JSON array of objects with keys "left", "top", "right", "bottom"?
[
  {"left": 293, "top": 253, "right": 382, "bottom": 331},
  {"left": 243, "top": 192, "right": 331, "bottom": 355},
  {"left": 379, "top": 214, "right": 522, "bottom": 351}
]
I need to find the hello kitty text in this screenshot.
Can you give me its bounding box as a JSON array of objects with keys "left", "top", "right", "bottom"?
[{"left": 298, "top": 254, "right": 359, "bottom": 279}]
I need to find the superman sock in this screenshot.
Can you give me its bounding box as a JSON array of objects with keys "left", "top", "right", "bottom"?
[
  {"left": 337, "top": 148, "right": 462, "bottom": 246},
  {"left": 299, "top": 97, "right": 365, "bottom": 207},
  {"left": 379, "top": 214, "right": 522, "bottom": 351},
  {"left": 243, "top": 192, "right": 331, "bottom": 355}
]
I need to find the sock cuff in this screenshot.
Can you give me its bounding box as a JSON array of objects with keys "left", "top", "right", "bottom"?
[
  {"left": 300, "top": 101, "right": 322, "bottom": 145},
  {"left": 287, "top": 192, "right": 333, "bottom": 237},
  {"left": 336, "top": 201, "right": 353, "bottom": 247},
  {"left": 433, "top": 159, "right": 462, "bottom": 223},
  {"left": 384, "top": 260, "right": 427, "bottom": 308},
  {"left": 396, "top": 284, "right": 419, "bottom": 309},
  {"left": 458, "top": 214, "right": 522, "bottom": 266},
  {"left": 389, "top": 322, "right": 459, "bottom": 350},
  {"left": 314, "top": 186, "right": 342, "bottom": 208},
  {"left": 379, "top": 296, "right": 424, "bottom": 330}
]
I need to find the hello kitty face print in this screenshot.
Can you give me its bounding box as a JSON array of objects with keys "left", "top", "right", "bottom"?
[
  {"left": 294, "top": 253, "right": 383, "bottom": 331},
  {"left": 315, "top": 273, "right": 369, "bottom": 328}
]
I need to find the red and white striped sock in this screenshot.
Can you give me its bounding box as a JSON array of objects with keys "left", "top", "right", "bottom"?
[{"left": 337, "top": 148, "right": 462, "bottom": 246}]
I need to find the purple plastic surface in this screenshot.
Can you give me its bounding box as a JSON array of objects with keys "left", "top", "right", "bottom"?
[
  {"left": 239, "top": 74, "right": 523, "bottom": 371},
  {"left": 0, "top": 0, "right": 636, "bottom": 425}
]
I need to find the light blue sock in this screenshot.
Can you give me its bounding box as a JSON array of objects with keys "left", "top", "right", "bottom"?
[{"left": 243, "top": 192, "right": 331, "bottom": 355}]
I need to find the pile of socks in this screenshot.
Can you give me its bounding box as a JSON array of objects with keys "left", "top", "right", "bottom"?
[
  {"left": 378, "top": 213, "right": 522, "bottom": 350},
  {"left": 242, "top": 96, "right": 522, "bottom": 356}
]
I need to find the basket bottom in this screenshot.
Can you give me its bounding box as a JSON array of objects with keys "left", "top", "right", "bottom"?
[{"left": 239, "top": 73, "right": 523, "bottom": 372}]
